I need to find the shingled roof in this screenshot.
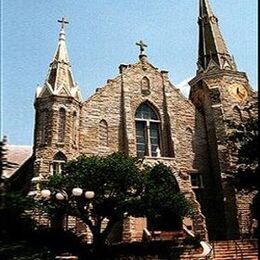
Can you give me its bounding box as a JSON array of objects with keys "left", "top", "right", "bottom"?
[{"left": 3, "top": 145, "right": 32, "bottom": 178}]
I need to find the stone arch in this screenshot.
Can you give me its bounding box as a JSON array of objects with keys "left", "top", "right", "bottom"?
[
  {"left": 135, "top": 101, "right": 160, "bottom": 120},
  {"left": 58, "top": 107, "right": 66, "bottom": 142},
  {"left": 99, "top": 119, "right": 108, "bottom": 147},
  {"left": 145, "top": 163, "right": 182, "bottom": 231},
  {"left": 51, "top": 151, "right": 67, "bottom": 175},
  {"left": 53, "top": 151, "right": 67, "bottom": 161}
]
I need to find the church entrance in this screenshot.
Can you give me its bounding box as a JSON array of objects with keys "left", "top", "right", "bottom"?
[{"left": 143, "top": 163, "right": 183, "bottom": 232}]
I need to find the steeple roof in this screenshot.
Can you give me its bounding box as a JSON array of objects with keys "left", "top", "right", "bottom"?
[
  {"left": 37, "top": 18, "right": 81, "bottom": 100},
  {"left": 197, "top": 0, "right": 237, "bottom": 73}
]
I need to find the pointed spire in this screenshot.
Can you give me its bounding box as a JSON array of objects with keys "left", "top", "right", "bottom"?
[
  {"left": 36, "top": 18, "right": 81, "bottom": 100},
  {"left": 197, "top": 0, "right": 237, "bottom": 72},
  {"left": 42, "top": 18, "right": 79, "bottom": 98}
]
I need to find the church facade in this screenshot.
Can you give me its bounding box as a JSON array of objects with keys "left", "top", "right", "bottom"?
[{"left": 32, "top": 0, "right": 257, "bottom": 241}]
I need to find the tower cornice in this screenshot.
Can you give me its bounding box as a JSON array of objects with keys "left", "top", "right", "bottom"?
[{"left": 189, "top": 70, "right": 248, "bottom": 87}]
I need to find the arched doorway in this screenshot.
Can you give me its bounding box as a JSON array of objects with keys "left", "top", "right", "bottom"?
[{"left": 145, "top": 163, "right": 182, "bottom": 231}]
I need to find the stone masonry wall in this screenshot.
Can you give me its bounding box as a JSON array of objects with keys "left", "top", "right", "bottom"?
[
  {"left": 34, "top": 96, "right": 81, "bottom": 178},
  {"left": 78, "top": 58, "right": 207, "bottom": 241},
  {"left": 80, "top": 58, "right": 197, "bottom": 168},
  {"left": 189, "top": 69, "right": 258, "bottom": 239}
]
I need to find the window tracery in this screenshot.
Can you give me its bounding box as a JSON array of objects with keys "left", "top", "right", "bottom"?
[{"left": 135, "top": 102, "right": 161, "bottom": 158}]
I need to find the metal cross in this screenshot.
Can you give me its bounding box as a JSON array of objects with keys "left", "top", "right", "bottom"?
[
  {"left": 136, "top": 40, "right": 148, "bottom": 55},
  {"left": 58, "top": 17, "right": 69, "bottom": 30}
]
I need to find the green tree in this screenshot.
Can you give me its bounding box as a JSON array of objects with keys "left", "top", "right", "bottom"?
[
  {"left": 0, "top": 135, "right": 36, "bottom": 254},
  {"left": 226, "top": 117, "right": 259, "bottom": 191},
  {"left": 39, "top": 153, "right": 192, "bottom": 257},
  {"left": 142, "top": 163, "right": 193, "bottom": 231},
  {"left": 226, "top": 117, "right": 259, "bottom": 248}
]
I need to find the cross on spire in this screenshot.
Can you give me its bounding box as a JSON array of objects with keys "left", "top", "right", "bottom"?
[
  {"left": 58, "top": 17, "right": 69, "bottom": 30},
  {"left": 136, "top": 40, "right": 147, "bottom": 56}
]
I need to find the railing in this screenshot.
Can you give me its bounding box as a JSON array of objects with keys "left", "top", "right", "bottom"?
[
  {"left": 211, "top": 240, "right": 244, "bottom": 260},
  {"left": 143, "top": 225, "right": 213, "bottom": 259},
  {"left": 234, "top": 240, "right": 244, "bottom": 260},
  {"left": 182, "top": 224, "right": 212, "bottom": 259}
]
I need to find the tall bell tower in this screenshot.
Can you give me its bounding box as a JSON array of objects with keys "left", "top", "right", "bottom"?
[
  {"left": 33, "top": 18, "right": 82, "bottom": 180},
  {"left": 189, "top": 0, "right": 257, "bottom": 240}
]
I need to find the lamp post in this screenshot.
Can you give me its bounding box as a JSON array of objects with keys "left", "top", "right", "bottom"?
[{"left": 40, "top": 188, "right": 95, "bottom": 230}]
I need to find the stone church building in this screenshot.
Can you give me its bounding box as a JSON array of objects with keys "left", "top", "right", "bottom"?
[{"left": 20, "top": 0, "right": 257, "bottom": 242}]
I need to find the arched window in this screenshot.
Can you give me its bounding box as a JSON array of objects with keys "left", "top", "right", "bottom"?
[
  {"left": 135, "top": 102, "right": 161, "bottom": 158},
  {"left": 58, "top": 108, "right": 66, "bottom": 142},
  {"left": 233, "top": 106, "right": 242, "bottom": 122},
  {"left": 72, "top": 111, "right": 77, "bottom": 144},
  {"left": 40, "top": 109, "right": 48, "bottom": 144},
  {"left": 51, "top": 152, "right": 67, "bottom": 175},
  {"left": 141, "top": 77, "right": 150, "bottom": 95},
  {"left": 185, "top": 127, "right": 193, "bottom": 152},
  {"left": 99, "top": 120, "right": 108, "bottom": 147}
]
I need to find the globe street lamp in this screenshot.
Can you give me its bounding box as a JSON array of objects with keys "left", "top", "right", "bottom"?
[
  {"left": 41, "top": 188, "right": 95, "bottom": 201},
  {"left": 40, "top": 189, "right": 51, "bottom": 199},
  {"left": 40, "top": 187, "right": 95, "bottom": 231}
]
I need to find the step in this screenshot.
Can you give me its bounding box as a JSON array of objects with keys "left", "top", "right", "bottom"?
[
  {"left": 210, "top": 239, "right": 258, "bottom": 260},
  {"left": 213, "top": 255, "right": 258, "bottom": 258}
]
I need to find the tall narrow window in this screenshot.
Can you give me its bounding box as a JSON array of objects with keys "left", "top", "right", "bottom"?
[
  {"left": 51, "top": 152, "right": 67, "bottom": 175},
  {"left": 185, "top": 127, "right": 193, "bottom": 153},
  {"left": 58, "top": 108, "right": 66, "bottom": 143},
  {"left": 233, "top": 106, "right": 242, "bottom": 122},
  {"left": 135, "top": 103, "right": 161, "bottom": 158},
  {"left": 40, "top": 109, "right": 48, "bottom": 145},
  {"left": 99, "top": 120, "right": 108, "bottom": 147},
  {"left": 72, "top": 111, "right": 77, "bottom": 144}
]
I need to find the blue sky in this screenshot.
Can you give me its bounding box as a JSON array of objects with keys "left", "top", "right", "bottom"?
[{"left": 1, "top": 0, "right": 258, "bottom": 145}]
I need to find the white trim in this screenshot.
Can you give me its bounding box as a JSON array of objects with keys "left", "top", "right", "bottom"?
[{"left": 38, "top": 83, "right": 54, "bottom": 98}]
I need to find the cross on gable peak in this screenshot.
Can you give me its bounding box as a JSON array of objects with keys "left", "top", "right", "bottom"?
[{"left": 136, "top": 40, "right": 148, "bottom": 55}]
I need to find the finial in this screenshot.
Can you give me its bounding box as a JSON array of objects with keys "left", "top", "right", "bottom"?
[
  {"left": 58, "top": 17, "right": 69, "bottom": 30},
  {"left": 136, "top": 40, "right": 148, "bottom": 57},
  {"left": 231, "top": 54, "right": 237, "bottom": 69},
  {"left": 57, "top": 17, "right": 69, "bottom": 41}
]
